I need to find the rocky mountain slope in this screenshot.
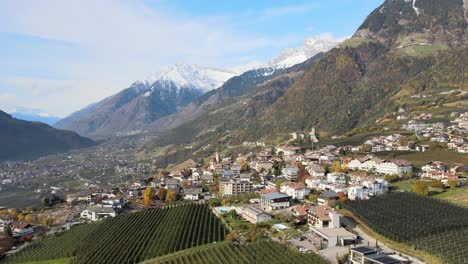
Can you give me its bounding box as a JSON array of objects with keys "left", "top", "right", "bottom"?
[
  {"left": 0, "top": 111, "right": 95, "bottom": 161},
  {"left": 55, "top": 65, "right": 236, "bottom": 139},
  {"left": 259, "top": 0, "right": 467, "bottom": 136},
  {"left": 143, "top": 0, "right": 467, "bottom": 158}
]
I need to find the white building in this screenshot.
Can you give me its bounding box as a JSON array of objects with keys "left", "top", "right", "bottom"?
[
  {"left": 306, "top": 163, "right": 326, "bottom": 177},
  {"left": 280, "top": 182, "right": 311, "bottom": 200},
  {"left": 10, "top": 221, "right": 34, "bottom": 238},
  {"left": 282, "top": 166, "right": 299, "bottom": 182},
  {"left": 348, "top": 157, "right": 412, "bottom": 175},
  {"left": 81, "top": 205, "right": 117, "bottom": 221},
  {"left": 240, "top": 206, "right": 272, "bottom": 223},
  {"left": 220, "top": 180, "right": 253, "bottom": 197},
  {"left": 261, "top": 192, "right": 290, "bottom": 211}
]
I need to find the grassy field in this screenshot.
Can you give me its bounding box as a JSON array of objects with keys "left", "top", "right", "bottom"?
[
  {"left": 434, "top": 187, "right": 468, "bottom": 207},
  {"left": 395, "top": 44, "right": 448, "bottom": 57},
  {"left": 0, "top": 187, "right": 42, "bottom": 209},
  {"left": 390, "top": 180, "right": 416, "bottom": 192},
  {"left": 390, "top": 180, "right": 468, "bottom": 207},
  {"left": 376, "top": 149, "right": 468, "bottom": 167},
  {"left": 339, "top": 37, "right": 374, "bottom": 48}
]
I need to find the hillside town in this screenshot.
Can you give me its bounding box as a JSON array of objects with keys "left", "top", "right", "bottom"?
[{"left": 1, "top": 124, "right": 466, "bottom": 263}]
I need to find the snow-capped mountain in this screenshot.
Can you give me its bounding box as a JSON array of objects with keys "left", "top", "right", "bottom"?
[
  {"left": 139, "top": 64, "right": 236, "bottom": 93},
  {"left": 230, "top": 35, "right": 340, "bottom": 74},
  {"left": 56, "top": 38, "right": 339, "bottom": 139},
  {"left": 267, "top": 36, "right": 340, "bottom": 68},
  {"left": 55, "top": 64, "right": 236, "bottom": 138}
]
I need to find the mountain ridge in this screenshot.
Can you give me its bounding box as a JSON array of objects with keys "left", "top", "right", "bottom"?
[
  {"left": 55, "top": 64, "right": 236, "bottom": 138},
  {"left": 0, "top": 110, "right": 95, "bottom": 161},
  {"left": 140, "top": 0, "right": 467, "bottom": 165}
]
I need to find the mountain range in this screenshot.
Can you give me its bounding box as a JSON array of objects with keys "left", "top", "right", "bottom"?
[
  {"left": 0, "top": 110, "right": 95, "bottom": 161},
  {"left": 138, "top": 0, "right": 467, "bottom": 164},
  {"left": 55, "top": 36, "right": 340, "bottom": 139},
  {"left": 55, "top": 65, "right": 237, "bottom": 138},
  {"left": 11, "top": 112, "right": 61, "bottom": 126},
  {"left": 22, "top": 0, "right": 468, "bottom": 164}
]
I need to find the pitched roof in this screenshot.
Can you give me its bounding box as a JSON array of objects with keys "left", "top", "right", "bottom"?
[
  {"left": 259, "top": 189, "right": 278, "bottom": 194},
  {"left": 320, "top": 190, "right": 338, "bottom": 198}
]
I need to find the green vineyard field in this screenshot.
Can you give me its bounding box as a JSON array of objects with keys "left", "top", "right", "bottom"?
[
  {"left": 344, "top": 192, "right": 468, "bottom": 264},
  {"left": 143, "top": 240, "right": 329, "bottom": 264},
  {"left": 5, "top": 204, "right": 227, "bottom": 264}
]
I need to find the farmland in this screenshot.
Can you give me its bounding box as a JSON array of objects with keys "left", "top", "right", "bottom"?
[
  {"left": 4, "top": 204, "right": 227, "bottom": 264},
  {"left": 143, "top": 240, "right": 329, "bottom": 264},
  {"left": 434, "top": 186, "right": 468, "bottom": 207},
  {"left": 344, "top": 193, "right": 468, "bottom": 264}
]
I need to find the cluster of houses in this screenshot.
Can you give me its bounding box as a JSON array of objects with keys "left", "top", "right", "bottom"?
[
  {"left": 0, "top": 217, "right": 34, "bottom": 240},
  {"left": 66, "top": 189, "right": 126, "bottom": 221},
  {"left": 399, "top": 112, "right": 467, "bottom": 153},
  {"left": 421, "top": 161, "right": 465, "bottom": 184},
  {"left": 347, "top": 156, "right": 412, "bottom": 175},
  {"left": 364, "top": 134, "right": 427, "bottom": 152}
]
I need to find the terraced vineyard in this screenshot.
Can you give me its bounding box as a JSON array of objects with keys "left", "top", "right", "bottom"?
[
  {"left": 143, "top": 240, "right": 329, "bottom": 264},
  {"left": 344, "top": 192, "right": 468, "bottom": 264},
  {"left": 5, "top": 204, "right": 227, "bottom": 264}
]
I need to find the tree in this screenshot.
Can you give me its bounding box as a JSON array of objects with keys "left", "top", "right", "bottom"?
[
  {"left": 337, "top": 192, "right": 348, "bottom": 204},
  {"left": 41, "top": 217, "right": 51, "bottom": 227},
  {"left": 275, "top": 180, "right": 283, "bottom": 190},
  {"left": 308, "top": 193, "right": 318, "bottom": 204},
  {"left": 42, "top": 197, "right": 50, "bottom": 206},
  {"left": 165, "top": 189, "right": 177, "bottom": 203},
  {"left": 225, "top": 233, "right": 236, "bottom": 241},
  {"left": 297, "top": 165, "right": 308, "bottom": 183},
  {"left": 241, "top": 164, "right": 251, "bottom": 173},
  {"left": 384, "top": 174, "right": 399, "bottom": 183},
  {"left": 248, "top": 225, "right": 263, "bottom": 242},
  {"left": 448, "top": 180, "right": 458, "bottom": 189},
  {"left": 143, "top": 187, "right": 156, "bottom": 207},
  {"left": 412, "top": 181, "right": 429, "bottom": 196},
  {"left": 430, "top": 179, "right": 444, "bottom": 189},
  {"left": 272, "top": 160, "right": 281, "bottom": 176},
  {"left": 398, "top": 137, "right": 409, "bottom": 147},
  {"left": 25, "top": 214, "right": 33, "bottom": 223},
  {"left": 251, "top": 172, "right": 261, "bottom": 185},
  {"left": 8, "top": 209, "right": 18, "bottom": 218},
  {"left": 157, "top": 187, "right": 167, "bottom": 201},
  {"left": 331, "top": 161, "right": 343, "bottom": 173},
  {"left": 221, "top": 198, "right": 230, "bottom": 206},
  {"left": 361, "top": 144, "right": 371, "bottom": 152}
]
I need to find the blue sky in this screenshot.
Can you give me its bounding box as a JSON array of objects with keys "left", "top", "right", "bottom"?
[{"left": 0, "top": 0, "right": 383, "bottom": 117}]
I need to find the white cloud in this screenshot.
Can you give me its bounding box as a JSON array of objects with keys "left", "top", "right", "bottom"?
[
  {"left": 0, "top": 93, "right": 20, "bottom": 113},
  {"left": 0, "top": 0, "right": 296, "bottom": 116}
]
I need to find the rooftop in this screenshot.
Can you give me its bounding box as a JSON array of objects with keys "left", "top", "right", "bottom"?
[
  {"left": 366, "top": 254, "right": 402, "bottom": 264},
  {"left": 311, "top": 227, "right": 356, "bottom": 239},
  {"left": 351, "top": 246, "right": 378, "bottom": 254},
  {"left": 262, "top": 192, "right": 290, "bottom": 200}
]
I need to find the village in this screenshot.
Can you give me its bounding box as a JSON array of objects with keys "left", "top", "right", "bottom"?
[{"left": 1, "top": 113, "right": 467, "bottom": 264}]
